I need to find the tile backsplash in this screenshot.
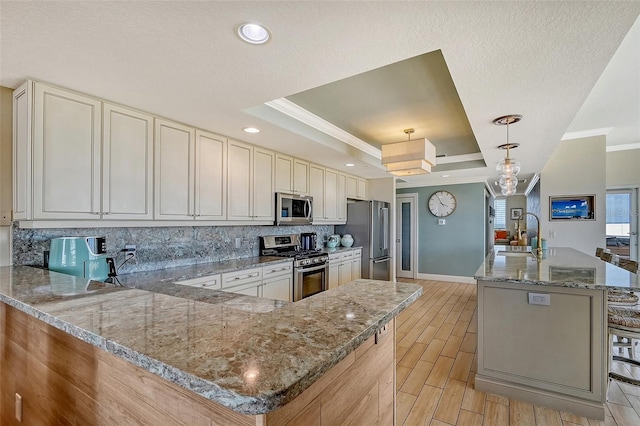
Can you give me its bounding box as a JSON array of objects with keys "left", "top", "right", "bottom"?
[{"left": 12, "top": 224, "right": 334, "bottom": 274}]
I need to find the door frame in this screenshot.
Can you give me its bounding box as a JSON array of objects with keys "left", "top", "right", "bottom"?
[{"left": 396, "top": 194, "right": 418, "bottom": 279}]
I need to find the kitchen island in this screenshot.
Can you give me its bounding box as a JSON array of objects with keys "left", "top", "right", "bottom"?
[
  {"left": 0, "top": 265, "right": 421, "bottom": 425},
  {"left": 475, "top": 246, "right": 639, "bottom": 420}
]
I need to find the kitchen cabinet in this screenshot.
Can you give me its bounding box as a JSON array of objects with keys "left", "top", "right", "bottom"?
[
  {"left": 293, "top": 159, "right": 310, "bottom": 194},
  {"left": 227, "top": 140, "right": 274, "bottom": 221},
  {"left": 351, "top": 249, "right": 362, "bottom": 280},
  {"left": 12, "top": 81, "right": 31, "bottom": 220},
  {"left": 174, "top": 274, "right": 221, "bottom": 289},
  {"left": 309, "top": 165, "right": 344, "bottom": 223},
  {"left": 275, "top": 154, "right": 294, "bottom": 193},
  {"left": 262, "top": 262, "right": 293, "bottom": 302},
  {"left": 103, "top": 103, "right": 154, "bottom": 219},
  {"left": 324, "top": 168, "right": 339, "bottom": 221},
  {"left": 154, "top": 119, "right": 196, "bottom": 220},
  {"left": 346, "top": 175, "right": 368, "bottom": 200},
  {"left": 309, "top": 164, "right": 325, "bottom": 222},
  {"left": 195, "top": 130, "right": 226, "bottom": 220},
  {"left": 337, "top": 173, "right": 347, "bottom": 221},
  {"left": 32, "top": 82, "right": 102, "bottom": 219},
  {"left": 328, "top": 249, "right": 359, "bottom": 287}
]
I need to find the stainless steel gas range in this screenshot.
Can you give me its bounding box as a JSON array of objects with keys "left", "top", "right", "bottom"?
[{"left": 260, "top": 234, "right": 328, "bottom": 301}]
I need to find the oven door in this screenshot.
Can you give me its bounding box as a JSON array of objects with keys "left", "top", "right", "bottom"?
[{"left": 294, "top": 263, "right": 328, "bottom": 301}]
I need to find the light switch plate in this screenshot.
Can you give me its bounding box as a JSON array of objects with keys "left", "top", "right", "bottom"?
[
  {"left": 438, "top": 219, "right": 445, "bottom": 225},
  {"left": 528, "top": 292, "right": 550, "bottom": 306}
]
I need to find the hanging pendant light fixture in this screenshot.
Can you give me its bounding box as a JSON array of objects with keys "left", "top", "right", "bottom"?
[
  {"left": 494, "top": 114, "right": 522, "bottom": 196},
  {"left": 381, "top": 128, "right": 436, "bottom": 176}
]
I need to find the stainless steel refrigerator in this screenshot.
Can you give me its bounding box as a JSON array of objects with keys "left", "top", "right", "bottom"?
[{"left": 337, "top": 200, "right": 391, "bottom": 280}]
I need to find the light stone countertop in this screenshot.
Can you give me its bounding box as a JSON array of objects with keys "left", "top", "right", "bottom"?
[
  {"left": 0, "top": 265, "right": 422, "bottom": 415},
  {"left": 321, "top": 246, "right": 362, "bottom": 254},
  {"left": 475, "top": 246, "right": 639, "bottom": 290}
]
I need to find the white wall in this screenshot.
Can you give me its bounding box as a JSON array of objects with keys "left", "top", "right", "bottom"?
[
  {"left": 606, "top": 149, "right": 640, "bottom": 188},
  {"left": 505, "top": 194, "right": 527, "bottom": 236},
  {"left": 0, "top": 86, "right": 12, "bottom": 265},
  {"left": 541, "top": 135, "right": 606, "bottom": 255}
]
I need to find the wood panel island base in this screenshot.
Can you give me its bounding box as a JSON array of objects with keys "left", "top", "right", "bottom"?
[
  {"left": 475, "top": 247, "right": 640, "bottom": 421},
  {"left": 0, "top": 266, "right": 421, "bottom": 425}
]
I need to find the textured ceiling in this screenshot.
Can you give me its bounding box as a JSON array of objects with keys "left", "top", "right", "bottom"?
[{"left": 1, "top": 1, "right": 638, "bottom": 189}]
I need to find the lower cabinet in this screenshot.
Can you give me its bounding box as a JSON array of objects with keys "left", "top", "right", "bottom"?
[
  {"left": 262, "top": 275, "right": 292, "bottom": 302},
  {"left": 328, "top": 249, "right": 361, "bottom": 288},
  {"left": 173, "top": 274, "right": 221, "bottom": 289},
  {"left": 216, "top": 262, "right": 293, "bottom": 302}
]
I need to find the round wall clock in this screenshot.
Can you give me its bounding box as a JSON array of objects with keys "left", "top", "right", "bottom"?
[{"left": 428, "top": 191, "right": 457, "bottom": 217}]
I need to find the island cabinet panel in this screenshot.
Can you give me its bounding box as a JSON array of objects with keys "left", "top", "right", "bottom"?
[
  {"left": 0, "top": 303, "right": 256, "bottom": 426},
  {"left": 476, "top": 280, "right": 607, "bottom": 418},
  {"left": 260, "top": 318, "right": 395, "bottom": 426}
]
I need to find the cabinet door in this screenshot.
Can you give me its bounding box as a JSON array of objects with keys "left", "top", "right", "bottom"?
[
  {"left": 154, "top": 119, "right": 195, "bottom": 220},
  {"left": 253, "top": 147, "right": 275, "bottom": 220},
  {"left": 275, "top": 154, "right": 294, "bottom": 193},
  {"left": 262, "top": 275, "right": 292, "bottom": 302},
  {"left": 293, "top": 159, "right": 310, "bottom": 194},
  {"left": 337, "top": 173, "right": 347, "bottom": 221},
  {"left": 328, "top": 262, "right": 340, "bottom": 290},
  {"left": 227, "top": 140, "right": 253, "bottom": 220},
  {"left": 226, "top": 282, "right": 261, "bottom": 297},
  {"left": 346, "top": 174, "right": 358, "bottom": 199},
  {"left": 357, "top": 178, "right": 367, "bottom": 200},
  {"left": 352, "top": 250, "right": 362, "bottom": 280},
  {"left": 13, "top": 82, "right": 32, "bottom": 220},
  {"left": 309, "top": 164, "right": 325, "bottom": 221},
  {"left": 33, "top": 83, "right": 101, "bottom": 219},
  {"left": 324, "top": 168, "right": 339, "bottom": 221},
  {"left": 195, "top": 130, "right": 226, "bottom": 220},
  {"left": 103, "top": 104, "right": 153, "bottom": 219},
  {"left": 339, "top": 261, "right": 352, "bottom": 286}
]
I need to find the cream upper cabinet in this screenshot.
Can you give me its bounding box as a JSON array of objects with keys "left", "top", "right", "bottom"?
[
  {"left": 345, "top": 174, "right": 368, "bottom": 200},
  {"left": 154, "top": 119, "right": 195, "bottom": 220},
  {"left": 253, "top": 147, "right": 275, "bottom": 220},
  {"left": 275, "top": 153, "right": 294, "bottom": 193},
  {"left": 195, "top": 130, "right": 226, "bottom": 220},
  {"left": 32, "top": 83, "right": 102, "bottom": 219},
  {"left": 324, "top": 168, "right": 339, "bottom": 221},
  {"left": 337, "top": 173, "right": 347, "bottom": 221},
  {"left": 357, "top": 177, "right": 368, "bottom": 200},
  {"left": 103, "top": 104, "right": 154, "bottom": 219},
  {"left": 12, "top": 82, "right": 32, "bottom": 220},
  {"left": 309, "top": 164, "right": 325, "bottom": 222},
  {"left": 227, "top": 141, "right": 274, "bottom": 221},
  {"left": 293, "top": 159, "right": 310, "bottom": 195}
]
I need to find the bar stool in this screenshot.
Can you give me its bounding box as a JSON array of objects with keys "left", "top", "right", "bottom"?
[
  {"left": 618, "top": 259, "right": 639, "bottom": 274},
  {"left": 601, "top": 252, "right": 614, "bottom": 263},
  {"left": 608, "top": 290, "right": 638, "bottom": 358},
  {"left": 608, "top": 306, "right": 640, "bottom": 386},
  {"left": 596, "top": 247, "right": 605, "bottom": 258}
]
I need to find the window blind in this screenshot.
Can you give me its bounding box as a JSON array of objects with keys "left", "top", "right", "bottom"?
[{"left": 494, "top": 199, "right": 506, "bottom": 229}]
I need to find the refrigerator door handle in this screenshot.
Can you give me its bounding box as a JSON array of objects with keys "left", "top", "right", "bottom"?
[
  {"left": 373, "top": 257, "right": 391, "bottom": 264},
  {"left": 381, "top": 207, "right": 389, "bottom": 251}
]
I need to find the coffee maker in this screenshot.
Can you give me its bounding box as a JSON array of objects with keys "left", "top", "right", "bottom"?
[
  {"left": 300, "top": 232, "right": 318, "bottom": 251},
  {"left": 48, "top": 237, "right": 110, "bottom": 281}
]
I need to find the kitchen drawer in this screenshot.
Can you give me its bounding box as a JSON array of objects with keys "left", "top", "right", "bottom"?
[
  {"left": 328, "top": 252, "right": 342, "bottom": 262},
  {"left": 174, "top": 274, "right": 221, "bottom": 289},
  {"left": 263, "top": 261, "right": 293, "bottom": 279},
  {"left": 339, "top": 251, "right": 354, "bottom": 262},
  {"left": 224, "top": 280, "right": 261, "bottom": 297},
  {"left": 222, "top": 267, "right": 262, "bottom": 288},
  {"left": 352, "top": 249, "right": 362, "bottom": 258}
]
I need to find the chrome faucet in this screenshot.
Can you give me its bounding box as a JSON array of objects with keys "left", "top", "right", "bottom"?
[{"left": 521, "top": 212, "right": 542, "bottom": 256}]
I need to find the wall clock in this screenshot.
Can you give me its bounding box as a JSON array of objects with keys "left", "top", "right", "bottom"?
[{"left": 428, "top": 191, "right": 457, "bottom": 217}]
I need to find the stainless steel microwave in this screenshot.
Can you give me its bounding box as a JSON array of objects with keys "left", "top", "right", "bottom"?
[{"left": 275, "top": 193, "right": 313, "bottom": 225}]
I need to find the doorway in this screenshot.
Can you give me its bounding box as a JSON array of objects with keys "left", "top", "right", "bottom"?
[
  {"left": 396, "top": 194, "right": 418, "bottom": 279},
  {"left": 606, "top": 189, "right": 638, "bottom": 261}
]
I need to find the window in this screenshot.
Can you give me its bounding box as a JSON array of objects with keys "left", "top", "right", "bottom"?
[{"left": 494, "top": 199, "right": 506, "bottom": 229}]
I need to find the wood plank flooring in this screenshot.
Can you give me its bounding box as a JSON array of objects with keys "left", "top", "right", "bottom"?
[{"left": 395, "top": 278, "right": 640, "bottom": 426}]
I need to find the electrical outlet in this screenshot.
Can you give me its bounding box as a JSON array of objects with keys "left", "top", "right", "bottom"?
[
  {"left": 235, "top": 238, "right": 241, "bottom": 249},
  {"left": 528, "top": 292, "right": 550, "bottom": 306},
  {"left": 124, "top": 244, "right": 137, "bottom": 260}
]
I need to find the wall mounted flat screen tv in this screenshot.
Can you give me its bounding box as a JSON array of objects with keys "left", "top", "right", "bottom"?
[{"left": 549, "top": 195, "right": 595, "bottom": 221}]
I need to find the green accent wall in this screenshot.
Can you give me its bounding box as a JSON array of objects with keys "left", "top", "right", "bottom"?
[{"left": 397, "top": 183, "right": 486, "bottom": 277}]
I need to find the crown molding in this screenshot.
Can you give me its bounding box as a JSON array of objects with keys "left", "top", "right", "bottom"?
[{"left": 606, "top": 143, "right": 640, "bottom": 152}]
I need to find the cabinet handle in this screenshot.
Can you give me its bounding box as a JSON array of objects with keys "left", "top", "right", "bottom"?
[
  {"left": 103, "top": 212, "right": 110, "bottom": 215},
  {"left": 92, "top": 212, "right": 100, "bottom": 215}
]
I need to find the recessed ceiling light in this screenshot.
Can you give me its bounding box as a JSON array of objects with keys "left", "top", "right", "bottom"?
[
  {"left": 243, "top": 127, "right": 260, "bottom": 133},
  {"left": 236, "top": 23, "right": 271, "bottom": 45},
  {"left": 442, "top": 174, "right": 450, "bottom": 178},
  {"left": 345, "top": 163, "right": 355, "bottom": 167}
]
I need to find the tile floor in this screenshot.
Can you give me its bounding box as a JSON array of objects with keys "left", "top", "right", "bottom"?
[{"left": 395, "top": 278, "right": 640, "bottom": 426}]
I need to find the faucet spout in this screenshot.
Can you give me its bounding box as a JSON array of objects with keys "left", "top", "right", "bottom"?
[{"left": 521, "top": 212, "right": 542, "bottom": 256}]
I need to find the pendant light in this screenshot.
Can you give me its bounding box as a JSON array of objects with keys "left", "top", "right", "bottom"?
[
  {"left": 494, "top": 114, "right": 522, "bottom": 196},
  {"left": 381, "top": 128, "right": 436, "bottom": 176}
]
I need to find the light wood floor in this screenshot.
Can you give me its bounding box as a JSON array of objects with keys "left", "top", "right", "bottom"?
[{"left": 395, "top": 278, "right": 640, "bottom": 426}]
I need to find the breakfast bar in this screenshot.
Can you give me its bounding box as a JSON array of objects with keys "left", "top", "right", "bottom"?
[
  {"left": 474, "top": 246, "right": 639, "bottom": 420},
  {"left": 0, "top": 265, "right": 422, "bottom": 425}
]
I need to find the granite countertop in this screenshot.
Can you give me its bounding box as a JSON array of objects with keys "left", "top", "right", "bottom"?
[
  {"left": 0, "top": 265, "right": 422, "bottom": 415},
  {"left": 475, "top": 246, "right": 639, "bottom": 290},
  {"left": 321, "top": 246, "right": 362, "bottom": 254}
]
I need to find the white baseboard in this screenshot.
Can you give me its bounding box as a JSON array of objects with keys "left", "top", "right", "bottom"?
[{"left": 416, "top": 273, "right": 476, "bottom": 284}]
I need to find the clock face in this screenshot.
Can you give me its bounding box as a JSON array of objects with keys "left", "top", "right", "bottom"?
[{"left": 428, "top": 191, "right": 457, "bottom": 217}]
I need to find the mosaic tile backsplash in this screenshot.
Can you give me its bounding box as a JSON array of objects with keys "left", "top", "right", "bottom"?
[{"left": 12, "top": 224, "right": 334, "bottom": 274}]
